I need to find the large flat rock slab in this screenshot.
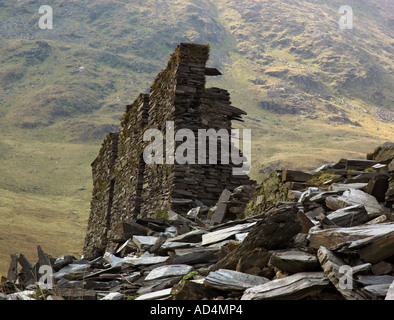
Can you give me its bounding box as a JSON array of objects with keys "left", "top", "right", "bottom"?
[
  {"left": 204, "top": 269, "right": 269, "bottom": 291},
  {"left": 241, "top": 272, "right": 329, "bottom": 300},
  {"left": 202, "top": 222, "right": 257, "bottom": 246},
  {"left": 144, "top": 264, "right": 193, "bottom": 281},
  {"left": 308, "top": 223, "right": 394, "bottom": 249}
]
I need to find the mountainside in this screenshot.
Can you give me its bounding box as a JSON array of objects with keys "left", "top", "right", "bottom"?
[{"left": 0, "top": 0, "right": 393, "bottom": 275}]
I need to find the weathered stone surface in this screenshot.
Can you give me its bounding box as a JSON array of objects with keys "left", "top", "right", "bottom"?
[
  {"left": 330, "top": 183, "right": 368, "bottom": 192},
  {"left": 325, "top": 195, "right": 349, "bottom": 211},
  {"left": 282, "top": 170, "right": 313, "bottom": 183},
  {"left": 59, "top": 288, "right": 97, "bottom": 300},
  {"left": 364, "top": 175, "right": 389, "bottom": 203},
  {"left": 204, "top": 269, "right": 269, "bottom": 291},
  {"left": 371, "top": 261, "right": 393, "bottom": 275},
  {"left": 357, "top": 275, "right": 394, "bottom": 286},
  {"left": 133, "top": 236, "right": 159, "bottom": 251},
  {"left": 134, "top": 288, "right": 172, "bottom": 300},
  {"left": 385, "top": 281, "right": 394, "bottom": 300},
  {"left": 241, "top": 272, "right": 329, "bottom": 300},
  {"left": 389, "top": 159, "right": 394, "bottom": 172},
  {"left": 137, "top": 276, "right": 183, "bottom": 295},
  {"left": 325, "top": 205, "right": 369, "bottom": 227},
  {"left": 100, "top": 292, "right": 124, "bottom": 300},
  {"left": 160, "top": 241, "right": 201, "bottom": 251},
  {"left": 210, "top": 189, "right": 232, "bottom": 226},
  {"left": 385, "top": 187, "right": 394, "bottom": 208},
  {"left": 363, "top": 284, "right": 391, "bottom": 298},
  {"left": 317, "top": 247, "right": 370, "bottom": 300},
  {"left": 269, "top": 250, "right": 320, "bottom": 274},
  {"left": 110, "top": 221, "right": 151, "bottom": 241},
  {"left": 365, "top": 214, "right": 388, "bottom": 225},
  {"left": 212, "top": 205, "right": 302, "bottom": 271},
  {"left": 201, "top": 222, "right": 257, "bottom": 246},
  {"left": 337, "top": 189, "right": 386, "bottom": 217},
  {"left": 167, "top": 250, "right": 218, "bottom": 265},
  {"left": 6, "top": 290, "right": 36, "bottom": 301},
  {"left": 125, "top": 255, "right": 169, "bottom": 267},
  {"left": 358, "top": 230, "right": 394, "bottom": 264},
  {"left": 352, "top": 263, "right": 372, "bottom": 275},
  {"left": 308, "top": 223, "right": 394, "bottom": 249},
  {"left": 7, "top": 254, "right": 18, "bottom": 283},
  {"left": 373, "top": 144, "right": 394, "bottom": 164},
  {"left": 343, "top": 159, "right": 377, "bottom": 170},
  {"left": 53, "top": 263, "right": 90, "bottom": 280},
  {"left": 144, "top": 265, "right": 193, "bottom": 281},
  {"left": 166, "top": 229, "right": 208, "bottom": 243},
  {"left": 171, "top": 280, "right": 221, "bottom": 300}
]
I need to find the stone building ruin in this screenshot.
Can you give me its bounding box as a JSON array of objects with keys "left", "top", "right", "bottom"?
[{"left": 83, "top": 43, "right": 253, "bottom": 259}]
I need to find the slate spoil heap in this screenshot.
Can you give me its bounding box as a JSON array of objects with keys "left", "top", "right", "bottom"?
[{"left": 1, "top": 143, "right": 394, "bottom": 300}]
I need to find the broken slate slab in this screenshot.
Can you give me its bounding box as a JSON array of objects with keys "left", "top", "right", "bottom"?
[
  {"left": 210, "top": 189, "right": 232, "bottom": 226},
  {"left": 202, "top": 222, "right": 257, "bottom": 246},
  {"left": 7, "top": 290, "right": 36, "bottom": 300},
  {"left": 160, "top": 241, "right": 201, "bottom": 251},
  {"left": 356, "top": 275, "right": 394, "bottom": 286},
  {"left": 347, "top": 227, "right": 394, "bottom": 264},
  {"left": 165, "top": 229, "right": 207, "bottom": 243},
  {"left": 235, "top": 233, "right": 249, "bottom": 243},
  {"left": 241, "top": 272, "right": 329, "bottom": 300},
  {"left": 317, "top": 247, "right": 370, "bottom": 300},
  {"left": 54, "top": 263, "right": 90, "bottom": 280},
  {"left": 171, "top": 279, "right": 221, "bottom": 300},
  {"left": 269, "top": 250, "right": 320, "bottom": 274},
  {"left": 134, "top": 288, "right": 172, "bottom": 300},
  {"left": 385, "top": 281, "right": 394, "bottom": 300},
  {"left": 124, "top": 255, "right": 169, "bottom": 267},
  {"left": 132, "top": 236, "right": 159, "bottom": 251},
  {"left": 144, "top": 264, "right": 193, "bottom": 281},
  {"left": 168, "top": 250, "right": 218, "bottom": 265},
  {"left": 100, "top": 292, "right": 124, "bottom": 300},
  {"left": 325, "top": 205, "right": 369, "bottom": 227},
  {"left": 282, "top": 170, "right": 313, "bottom": 183},
  {"left": 330, "top": 183, "right": 368, "bottom": 192},
  {"left": 363, "top": 284, "right": 391, "bottom": 298},
  {"left": 137, "top": 276, "right": 183, "bottom": 295},
  {"left": 204, "top": 269, "right": 269, "bottom": 291},
  {"left": 337, "top": 189, "right": 387, "bottom": 217},
  {"left": 59, "top": 288, "right": 96, "bottom": 300},
  {"left": 352, "top": 263, "right": 372, "bottom": 276},
  {"left": 7, "top": 254, "right": 18, "bottom": 283},
  {"left": 308, "top": 223, "right": 394, "bottom": 249}
]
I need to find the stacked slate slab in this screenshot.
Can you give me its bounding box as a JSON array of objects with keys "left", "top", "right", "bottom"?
[{"left": 83, "top": 43, "right": 253, "bottom": 259}]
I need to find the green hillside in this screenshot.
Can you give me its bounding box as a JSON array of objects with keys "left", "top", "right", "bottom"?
[{"left": 0, "top": 0, "right": 393, "bottom": 275}]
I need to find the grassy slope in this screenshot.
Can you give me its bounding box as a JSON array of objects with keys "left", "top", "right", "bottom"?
[{"left": 0, "top": 0, "right": 393, "bottom": 275}]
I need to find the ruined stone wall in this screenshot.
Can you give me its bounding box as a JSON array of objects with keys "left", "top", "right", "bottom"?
[
  {"left": 140, "top": 43, "right": 210, "bottom": 216},
  {"left": 110, "top": 94, "right": 149, "bottom": 224},
  {"left": 83, "top": 43, "right": 253, "bottom": 258},
  {"left": 170, "top": 87, "right": 252, "bottom": 207},
  {"left": 83, "top": 132, "right": 118, "bottom": 258}
]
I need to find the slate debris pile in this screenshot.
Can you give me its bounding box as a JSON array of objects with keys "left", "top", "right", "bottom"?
[{"left": 1, "top": 144, "right": 394, "bottom": 300}]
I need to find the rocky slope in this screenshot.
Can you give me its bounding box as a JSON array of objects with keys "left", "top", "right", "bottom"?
[{"left": 1, "top": 143, "right": 393, "bottom": 300}]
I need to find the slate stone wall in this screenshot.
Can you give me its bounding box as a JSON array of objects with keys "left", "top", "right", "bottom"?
[{"left": 83, "top": 43, "right": 253, "bottom": 258}]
